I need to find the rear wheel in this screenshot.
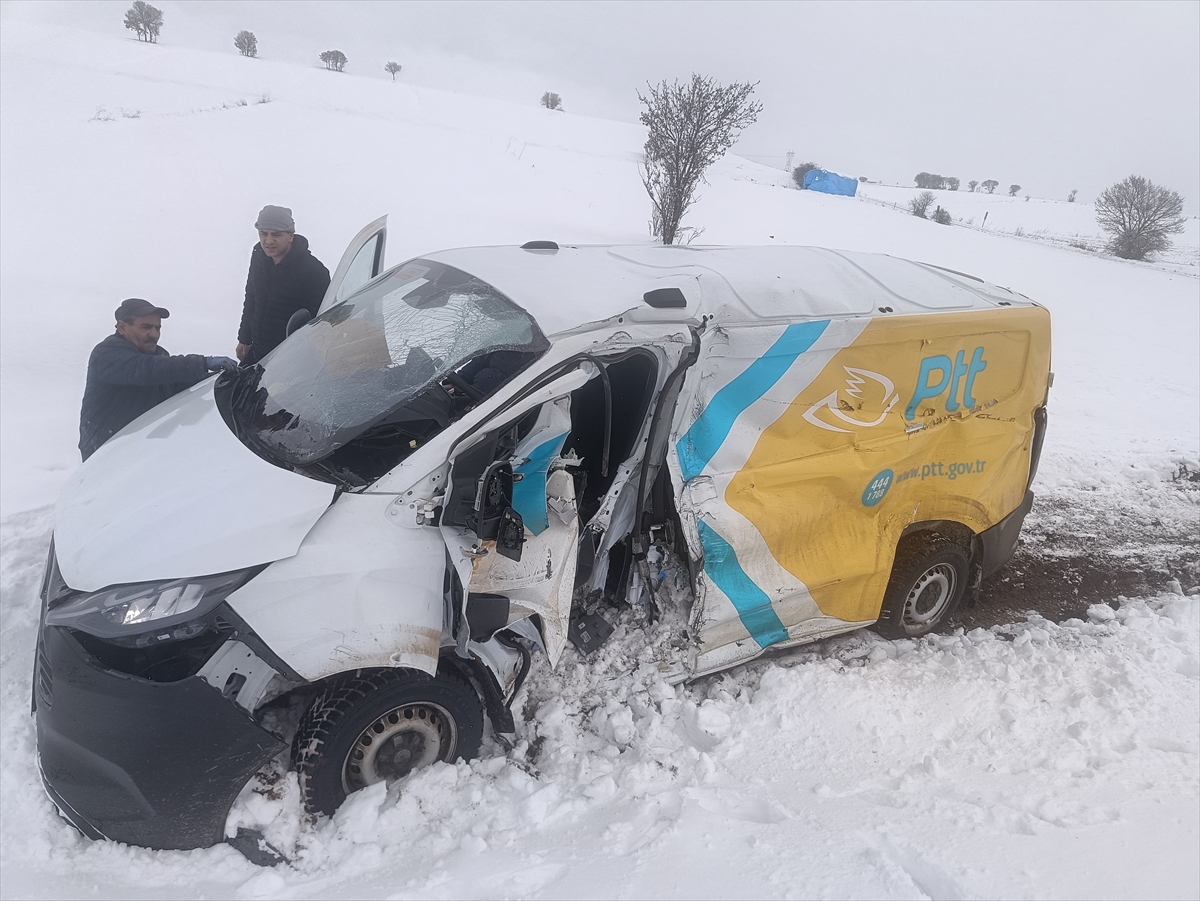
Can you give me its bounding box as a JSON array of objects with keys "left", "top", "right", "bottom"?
[
  {"left": 292, "top": 668, "right": 484, "bottom": 816},
  {"left": 873, "top": 538, "right": 970, "bottom": 639}
]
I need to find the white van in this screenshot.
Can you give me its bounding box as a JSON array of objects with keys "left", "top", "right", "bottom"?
[{"left": 35, "top": 221, "right": 1051, "bottom": 850}]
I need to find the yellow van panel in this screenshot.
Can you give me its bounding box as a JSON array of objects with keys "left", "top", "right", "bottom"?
[{"left": 726, "top": 307, "right": 1051, "bottom": 624}]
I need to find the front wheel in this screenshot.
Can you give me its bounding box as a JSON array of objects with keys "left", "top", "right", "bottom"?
[
  {"left": 292, "top": 668, "right": 484, "bottom": 816},
  {"left": 873, "top": 538, "right": 970, "bottom": 639}
]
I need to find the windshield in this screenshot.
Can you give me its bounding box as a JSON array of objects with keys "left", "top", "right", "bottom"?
[{"left": 220, "top": 259, "right": 548, "bottom": 471}]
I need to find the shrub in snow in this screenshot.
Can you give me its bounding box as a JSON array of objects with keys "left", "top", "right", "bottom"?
[
  {"left": 320, "top": 50, "right": 348, "bottom": 72},
  {"left": 932, "top": 206, "right": 952, "bottom": 225},
  {"left": 791, "top": 160, "right": 819, "bottom": 189},
  {"left": 123, "top": 1, "right": 162, "bottom": 43},
  {"left": 540, "top": 91, "right": 563, "bottom": 111},
  {"left": 639, "top": 74, "right": 762, "bottom": 245},
  {"left": 1095, "top": 175, "right": 1187, "bottom": 261},
  {"left": 1068, "top": 189, "right": 1078, "bottom": 202},
  {"left": 981, "top": 179, "right": 999, "bottom": 194},
  {"left": 234, "top": 31, "right": 257, "bottom": 58},
  {"left": 385, "top": 61, "right": 402, "bottom": 81},
  {"left": 909, "top": 191, "right": 936, "bottom": 218}
]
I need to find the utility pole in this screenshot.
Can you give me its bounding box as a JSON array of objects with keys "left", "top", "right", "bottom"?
[{"left": 785, "top": 150, "right": 795, "bottom": 172}]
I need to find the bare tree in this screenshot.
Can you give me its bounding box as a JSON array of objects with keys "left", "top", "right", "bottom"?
[
  {"left": 385, "top": 61, "right": 402, "bottom": 81},
  {"left": 909, "top": 191, "right": 936, "bottom": 218},
  {"left": 540, "top": 91, "right": 563, "bottom": 111},
  {"left": 1095, "top": 175, "right": 1186, "bottom": 260},
  {"left": 791, "top": 160, "right": 819, "bottom": 188},
  {"left": 234, "top": 30, "right": 257, "bottom": 58},
  {"left": 967, "top": 179, "right": 979, "bottom": 192},
  {"left": 981, "top": 179, "right": 999, "bottom": 194},
  {"left": 320, "top": 50, "right": 348, "bottom": 72},
  {"left": 1067, "top": 189, "right": 1077, "bottom": 202},
  {"left": 1008, "top": 184, "right": 1021, "bottom": 196},
  {"left": 123, "top": 1, "right": 163, "bottom": 43},
  {"left": 638, "top": 74, "right": 762, "bottom": 244}
]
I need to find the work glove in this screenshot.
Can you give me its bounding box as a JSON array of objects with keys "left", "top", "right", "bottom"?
[{"left": 206, "top": 355, "right": 240, "bottom": 372}]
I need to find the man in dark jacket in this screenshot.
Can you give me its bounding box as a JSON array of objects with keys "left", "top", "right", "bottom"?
[
  {"left": 78, "top": 299, "right": 239, "bottom": 460},
  {"left": 235, "top": 205, "right": 331, "bottom": 365}
]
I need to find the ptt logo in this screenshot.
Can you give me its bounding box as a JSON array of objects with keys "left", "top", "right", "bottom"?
[
  {"left": 802, "top": 367, "right": 900, "bottom": 433},
  {"left": 904, "top": 347, "right": 987, "bottom": 420}
]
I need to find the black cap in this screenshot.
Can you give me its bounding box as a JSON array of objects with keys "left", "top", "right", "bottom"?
[{"left": 115, "top": 298, "right": 170, "bottom": 322}]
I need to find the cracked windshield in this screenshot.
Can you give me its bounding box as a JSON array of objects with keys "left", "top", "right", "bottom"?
[{"left": 227, "top": 259, "right": 547, "bottom": 468}]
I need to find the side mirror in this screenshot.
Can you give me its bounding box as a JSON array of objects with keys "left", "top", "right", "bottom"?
[
  {"left": 285, "top": 308, "right": 312, "bottom": 337},
  {"left": 468, "top": 461, "right": 524, "bottom": 561}
]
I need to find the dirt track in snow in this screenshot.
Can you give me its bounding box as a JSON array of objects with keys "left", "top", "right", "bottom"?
[{"left": 955, "top": 473, "right": 1200, "bottom": 631}]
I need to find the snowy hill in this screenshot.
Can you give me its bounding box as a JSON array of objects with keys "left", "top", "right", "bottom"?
[{"left": 1, "top": 20, "right": 1197, "bottom": 901}]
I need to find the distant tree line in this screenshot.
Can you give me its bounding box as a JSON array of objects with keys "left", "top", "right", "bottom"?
[{"left": 914, "top": 172, "right": 959, "bottom": 191}]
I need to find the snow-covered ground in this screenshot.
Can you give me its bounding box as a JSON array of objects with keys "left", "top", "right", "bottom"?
[{"left": 1, "top": 19, "right": 1197, "bottom": 900}]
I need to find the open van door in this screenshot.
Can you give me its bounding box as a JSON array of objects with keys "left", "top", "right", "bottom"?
[
  {"left": 318, "top": 215, "right": 387, "bottom": 315},
  {"left": 440, "top": 367, "right": 593, "bottom": 664}
]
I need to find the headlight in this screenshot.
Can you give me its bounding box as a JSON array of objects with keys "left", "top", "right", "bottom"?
[{"left": 43, "top": 569, "right": 258, "bottom": 641}]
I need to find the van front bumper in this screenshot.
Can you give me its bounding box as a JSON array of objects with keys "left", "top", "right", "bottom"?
[{"left": 34, "top": 624, "right": 284, "bottom": 850}]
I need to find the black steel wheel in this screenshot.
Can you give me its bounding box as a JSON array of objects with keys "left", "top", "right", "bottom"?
[
  {"left": 873, "top": 538, "right": 970, "bottom": 639},
  {"left": 292, "top": 668, "right": 483, "bottom": 816}
]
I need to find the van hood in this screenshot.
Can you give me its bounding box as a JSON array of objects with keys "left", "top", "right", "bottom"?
[{"left": 55, "top": 376, "right": 337, "bottom": 592}]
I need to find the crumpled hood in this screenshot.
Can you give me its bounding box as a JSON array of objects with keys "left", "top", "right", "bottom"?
[{"left": 55, "top": 376, "right": 337, "bottom": 592}]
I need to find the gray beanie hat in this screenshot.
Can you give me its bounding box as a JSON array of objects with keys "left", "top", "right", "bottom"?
[{"left": 255, "top": 205, "right": 295, "bottom": 232}]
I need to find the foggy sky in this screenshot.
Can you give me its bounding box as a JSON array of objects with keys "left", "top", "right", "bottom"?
[{"left": 5, "top": 0, "right": 1198, "bottom": 212}]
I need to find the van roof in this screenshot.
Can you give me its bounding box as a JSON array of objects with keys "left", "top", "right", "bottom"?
[{"left": 419, "top": 244, "right": 1034, "bottom": 337}]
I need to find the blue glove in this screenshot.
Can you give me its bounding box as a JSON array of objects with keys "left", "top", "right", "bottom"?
[{"left": 206, "top": 355, "right": 240, "bottom": 372}]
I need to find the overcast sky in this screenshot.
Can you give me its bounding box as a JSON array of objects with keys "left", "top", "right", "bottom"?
[{"left": 6, "top": 0, "right": 1199, "bottom": 211}]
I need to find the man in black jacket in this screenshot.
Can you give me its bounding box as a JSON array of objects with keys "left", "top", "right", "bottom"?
[
  {"left": 235, "top": 205, "right": 331, "bottom": 365},
  {"left": 78, "top": 299, "right": 239, "bottom": 460}
]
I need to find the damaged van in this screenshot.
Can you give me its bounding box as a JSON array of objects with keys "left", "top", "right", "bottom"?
[{"left": 34, "top": 220, "right": 1051, "bottom": 850}]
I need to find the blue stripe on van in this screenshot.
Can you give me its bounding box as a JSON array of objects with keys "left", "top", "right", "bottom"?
[
  {"left": 676, "top": 320, "right": 830, "bottom": 480},
  {"left": 511, "top": 433, "right": 567, "bottom": 535},
  {"left": 697, "top": 520, "right": 789, "bottom": 649}
]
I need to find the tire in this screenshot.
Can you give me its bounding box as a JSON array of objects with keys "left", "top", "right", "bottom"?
[
  {"left": 873, "top": 538, "right": 970, "bottom": 639},
  {"left": 291, "top": 668, "right": 484, "bottom": 816}
]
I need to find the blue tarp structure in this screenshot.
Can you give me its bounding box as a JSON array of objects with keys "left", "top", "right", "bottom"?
[{"left": 803, "top": 168, "right": 858, "bottom": 197}]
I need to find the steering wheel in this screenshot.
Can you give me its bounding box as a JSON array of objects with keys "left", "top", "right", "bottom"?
[{"left": 444, "top": 369, "right": 487, "bottom": 404}]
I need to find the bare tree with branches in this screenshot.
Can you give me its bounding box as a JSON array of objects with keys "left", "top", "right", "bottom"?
[
  {"left": 540, "top": 92, "right": 563, "bottom": 110},
  {"left": 1095, "top": 175, "right": 1186, "bottom": 260},
  {"left": 234, "top": 31, "right": 257, "bottom": 58},
  {"left": 385, "top": 61, "right": 402, "bottom": 81},
  {"left": 1008, "top": 184, "right": 1021, "bottom": 196},
  {"left": 909, "top": 191, "right": 936, "bottom": 218},
  {"left": 638, "top": 74, "right": 762, "bottom": 244},
  {"left": 981, "top": 179, "right": 999, "bottom": 194},
  {"left": 967, "top": 180, "right": 979, "bottom": 192},
  {"left": 123, "top": 1, "right": 163, "bottom": 43}
]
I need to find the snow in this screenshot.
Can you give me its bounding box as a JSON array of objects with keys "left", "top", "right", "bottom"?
[{"left": 2, "top": 18, "right": 1197, "bottom": 901}]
